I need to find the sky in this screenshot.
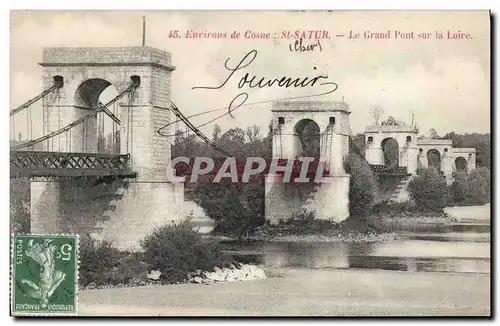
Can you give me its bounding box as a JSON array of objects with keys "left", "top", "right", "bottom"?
[{"left": 10, "top": 10, "right": 491, "bottom": 141}]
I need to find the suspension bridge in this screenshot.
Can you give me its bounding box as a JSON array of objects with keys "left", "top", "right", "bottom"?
[{"left": 10, "top": 77, "right": 138, "bottom": 178}]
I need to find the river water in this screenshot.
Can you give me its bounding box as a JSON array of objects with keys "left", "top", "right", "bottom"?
[{"left": 222, "top": 220, "right": 490, "bottom": 275}]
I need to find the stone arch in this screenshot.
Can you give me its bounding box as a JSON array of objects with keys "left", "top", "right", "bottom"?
[
  {"left": 455, "top": 156, "right": 467, "bottom": 171},
  {"left": 73, "top": 78, "right": 121, "bottom": 154},
  {"left": 381, "top": 137, "right": 399, "bottom": 166},
  {"left": 427, "top": 149, "right": 441, "bottom": 171},
  {"left": 74, "top": 78, "right": 113, "bottom": 107},
  {"left": 294, "top": 119, "right": 321, "bottom": 157}
]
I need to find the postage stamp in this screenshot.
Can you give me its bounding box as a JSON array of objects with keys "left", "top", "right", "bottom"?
[
  {"left": 11, "top": 234, "right": 79, "bottom": 316},
  {"left": 9, "top": 10, "right": 490, "bottom": 316}
]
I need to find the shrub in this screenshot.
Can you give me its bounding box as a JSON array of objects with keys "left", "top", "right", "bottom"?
[
  {"left": 466, "top": 169, "right": 489, "bottom": 205},
  {"left": 141, "top": 220, "right": 226, "bottom": 284},
  {"left": 78, "top": 235, "right": 144, "bottom": 286},
  {"left": 254, "top": 210, "right": 341, "bottom": 237},
  {"left": 344, "top": 153, "right": 378, "bottom": 218},
  {"left": 408, "top": 168, "right": 449, "bottom": 212},
  {"left": 476, "top": 167, "right": 491, "bottom": 202},
  {"left": 287, "top": 210, "right": 316, "bottom": 224},
  {"left": 10, "top": 179, "right": 30, "bottom": 233},
  {"left": 449, "top": 171, "right": 468, "bottom": 205},
  {"left": 193, "top": 180, "right": 265, "bottom": 236}
]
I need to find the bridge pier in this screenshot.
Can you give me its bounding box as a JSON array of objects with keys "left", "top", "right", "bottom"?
[
  {"left": 265, "top": 101, "right": 351, "bottom": 224},
  {"left": 30, "top": 178, "right": 185, "bottom": 250},
  {"left": 31, "top": 180, "right": 63, "bottom": 233}
]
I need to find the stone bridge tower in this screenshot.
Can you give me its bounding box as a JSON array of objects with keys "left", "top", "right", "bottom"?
[
  {"left": 31, "top": 47, "right": 184, "bottom": 250},
  {"left": 265, "top": 101, "right": 351, "bottom": 223},
  {"left": 364, "top": 124, "right": 420, "bottom": 176}
]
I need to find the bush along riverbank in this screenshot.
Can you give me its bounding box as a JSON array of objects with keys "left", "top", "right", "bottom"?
[
  {"left": 242, "top": 202, "right": 458, "bottom": 243},
  {"left": 247, "top": 210, "right": 398, "bottom": 243},
  {"left": 78, "top": 221, "right": 266, "bottom": 291}
]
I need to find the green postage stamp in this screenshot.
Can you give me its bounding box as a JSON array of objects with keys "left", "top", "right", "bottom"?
[{"left": 11, "top": 234, "right": 79, "bottom": 316}]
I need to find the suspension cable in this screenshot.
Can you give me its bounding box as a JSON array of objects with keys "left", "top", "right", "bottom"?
[
  {"left": 29, "top": 104, "right": 33, "bottom": 149},
  {"left": 278, "top": 125, "right": 283, "bottom": 159},
  {"left": 128, "top": 89, "right": 134, "bottom": 159},
  {"left": 170, "top": 101, "right": 231, "bottom": 156},
  {"left": 97, "top": 100, "right": 121, "bottom": 125},
  {"left": 11, "top": 84, "right": 137, "bottom": 151},
  {"left": 11, "top": 117, "right": 16, "bottom": 147},
  {"left": 328, "top": 125, "right": 334, "bottom": 169},
  {"left": 10, "top": 84, "right": 59, "bottom": 116},
  {"left": 25, "top": 107, "right": 29, "bottom": 144}
]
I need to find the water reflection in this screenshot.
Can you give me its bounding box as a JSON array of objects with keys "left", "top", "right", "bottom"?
[
  {"left": 380, "top": 222, "right": 490, "bottom": 234},
  {"left": 223, "top": 238, "right": 490, "bottom": 274}
]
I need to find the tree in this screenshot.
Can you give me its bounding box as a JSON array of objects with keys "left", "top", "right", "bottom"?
[
  {"left": 442, "top": 132, "right": 490, "bottom": 168},
  {"left": 369, "top": 106, "right": 384, "bottom": 125},
  {"left": 193, "top": 178, "right": 265, "bottom": 236},
  {"left": 349, "top": 133, "right": 365, "bottom": 158},
  {"left": 105, "top": 131, "right": 120, "bottom": 154},
  {"left": 219, "top": 128, "right": 246, "bottom": 157},
  {"left": 466, "top": 169, "right": 489, "bottom": 205},
  {"left": 113, "top": 131, "right": 120, "bottom": 154},
  {"left": 344, "top": 153, "right": 378, "bottom": 218},
  {"left": 408, "top": 168, "right": 450, "bottom": 212},
  {"left": 212, "top": 124, "right": 221, "bottom": 142},
  {"left": 449, "top": 171, "right": 468, "bottom": 205},
  {"left": 381, "top": 116, "right": 403, "bottom": 126},
  {"left": 476, "top": 167, "right": 490, "bottom": 199},
  {"left": 97, "top": 132, "right": 106, "bottom": 153},
  {"left": 246, "top": 125, "right": 261, "bottom": 143},
  {"left": 428, "top": 128, "right": 440, "bottom": 139}
]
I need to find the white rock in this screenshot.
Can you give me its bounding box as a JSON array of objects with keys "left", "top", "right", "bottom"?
[
  {"left": 146, "top": 270, "right": 161, "bottom": 280},
  {"left": 253, "top": 268, "right": 267, "bottom": 279},
  {"left": 232, "top": 268, "right": 246, "bottom": 281}
]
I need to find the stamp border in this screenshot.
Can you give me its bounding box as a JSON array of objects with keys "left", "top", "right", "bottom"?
[{"left": 10, "top": 233, "right": 80, "bottom": 317}]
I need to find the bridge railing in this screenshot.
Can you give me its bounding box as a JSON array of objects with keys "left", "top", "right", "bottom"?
[
  {"left": 10, "top": 151, "right": 136, "bottom": 178},
  {"left": 370, "top": 164, "right": 408, "bottom": 175}
]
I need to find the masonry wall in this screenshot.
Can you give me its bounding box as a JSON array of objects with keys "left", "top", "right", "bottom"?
[
  {"left": 304, "top": 175, "right": 350, "bottom": 222},
  {"left": 31, "top": 181, "right": 62, "bottom": 233},
  {"left": 31, "top": 178, "right": 185, "bottom": 251},
  {"left": 264, "top": 174, "right": 350, "bottom": 223}
]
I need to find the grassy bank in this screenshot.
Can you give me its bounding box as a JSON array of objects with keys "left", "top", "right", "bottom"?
[{"left": 242, "top": 208, "right": 455, "bottom": 243}]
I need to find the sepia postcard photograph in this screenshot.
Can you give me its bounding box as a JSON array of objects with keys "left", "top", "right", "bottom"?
[{"left": 9, "top": 9, "right": 491, "bottom": 317}]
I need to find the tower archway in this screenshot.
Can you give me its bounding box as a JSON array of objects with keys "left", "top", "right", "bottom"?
[
  {"left": 294, "top": 119, "right": 321, "bottom": 158},
  {"left": 455, "top": 156, "right": 467, "bottom": 172},
  {"left": 427, "top": 149, "right": 441, "bottom": 171},
  {"left": 73, "top": 78, "right": 121, "bottom": 154},
  {"left": 381, "top": 137, "right": 399, "bottom": 167}
]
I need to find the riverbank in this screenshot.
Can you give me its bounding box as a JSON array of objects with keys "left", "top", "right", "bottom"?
[
  {"left": 78, "top": 267, "right": 490, "bottom": 316},
  {"left": 235, "top": 210, "right": 457, "bottom": 243}
]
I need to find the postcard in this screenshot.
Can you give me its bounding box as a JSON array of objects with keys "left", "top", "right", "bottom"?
[{"left": 10, "top": 10, "right": 490, "bottom": 316}]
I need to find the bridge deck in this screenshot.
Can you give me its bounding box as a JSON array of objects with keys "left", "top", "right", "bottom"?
[
  {"left": 10, "top": 151, "right": 137, "bottom": 178},
  {"left": 369, "top": 164, "right": 411, "bottom": 176}
]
